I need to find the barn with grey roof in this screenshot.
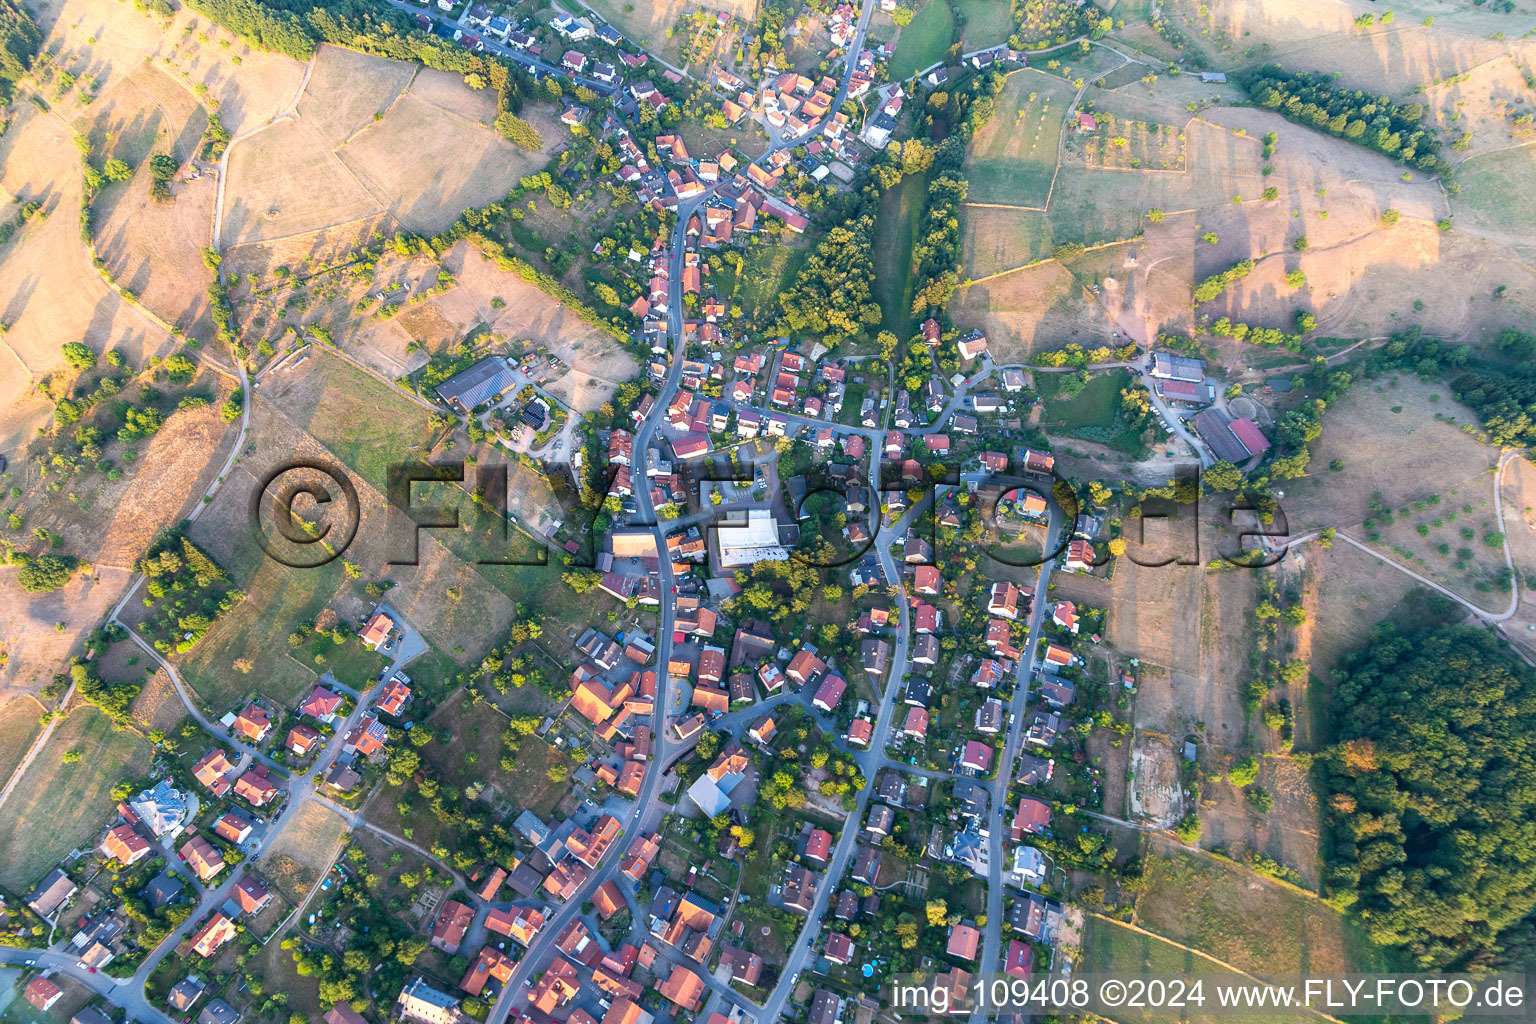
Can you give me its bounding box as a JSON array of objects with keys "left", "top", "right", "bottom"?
[{"left": 435, "top": 357, "right": 518, "bottom": 414}]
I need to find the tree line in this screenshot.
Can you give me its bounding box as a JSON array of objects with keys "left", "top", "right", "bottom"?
[
  {"left": 183, "top": 0, "right": 535, "bottom": 123},
  {"left": 1243, "top": 66, "right": 1448, "bottom": 175}
]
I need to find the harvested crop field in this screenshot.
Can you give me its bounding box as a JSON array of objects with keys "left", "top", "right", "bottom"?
[
  {"left": 1048, "top": 120, "right": 1263, "bottom": 246},
  {"left": 262, "top": 800, "right": 349, "bottom": 903},
  {"left": 1109, "top": 546, "right": 1258, "bottom": 751},
  {"left": 297, "top": 45, "right": 417, "bottom": 144},
  {"left": 0, "top": 704, "right": 151, "bottom": 891},
  {"left": 337, "top": 96, "right": 562, "bottom": 235},
  {"left": 1167, "top": 0, "right": 1510, "bottom": 99},
  {"left": 33, "top": 0, "right": 305, "bottom": 135},
  {"left": 92, "top": 171, "right": 219, "bottom": 343},
  {"left": 952, "top": 260, "right": 1118, "bottom": 362},
  {"left": 965, "top": 70, "right": 1074, "bottom": 208},
  {"left": 85, "top": 63, "right": 207, "bottom": 167},
  {"left": 223, "top": 119, "right": 380, "bottom": 248},
  {"left": 1135, "top": 839, "right": 1395, "bottom": 975}
]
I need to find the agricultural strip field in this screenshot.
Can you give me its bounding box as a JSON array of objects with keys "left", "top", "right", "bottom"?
[
  {"left": 1075, "top": 114, "right": 1187, "bottom": 172},
  {"left": 956, "top": 0, "right": 1015, "bottom": 49},
  {"left": 1045, "top": 121, "right": 1263, "bottom": 247},
  {"left": 1078, "top": 915, "right": 1315, "bottom": 1024},
  {"left": 889, "top": 0, "right": 956, "bottom": 81},
  {"left": 0, "top": 705, "right": 151, "bottom": 891},
  {"left": 964, "top": 70, "right": 1074, "bottom": 208},
  {"left": 959, "top": 206, "right": 1053, "bottom": 279},
  {"left": 874, "top": 171, "right": 928, "bottom": 341},
  {"left": 1134, "top": 841, "right": 1397, "bottom": 976}
]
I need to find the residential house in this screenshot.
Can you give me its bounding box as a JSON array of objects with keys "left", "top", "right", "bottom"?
[
  {"left": 430, "top": 900, "right": 475, "bottom": 955},
  {"left": 947, "top": 922, "right": 981, "bottom": 961},
  {"left": 233, "top": 703, "right": 271, "bottom": 743},
  {"left": 234, "top": 765, "right": 278, "bottom": 808},
  {"left": 190, "top": 913, "right": 237, "bottom": 957},
  {"left": 101, "top": 823, "right": 151, "bottom": 866},
  {"left": 1011, "top": 797, "right": 1052, "bottom": 840},
  {"left": 193, "top": 749, "right": 235, "bottom": 796},
  {"left": 359, "top": 610, "right": 395, "bottom": 649},
  {"left": 181, "top": 836, "right": 225, "bottom": 883}
]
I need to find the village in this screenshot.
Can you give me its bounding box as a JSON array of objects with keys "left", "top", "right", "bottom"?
[{"left": 8, "top": 0, "right": 1512, "bottom": 1018}]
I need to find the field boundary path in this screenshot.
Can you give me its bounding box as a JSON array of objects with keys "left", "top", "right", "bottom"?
[
  {"left": 1084, "top": 913, "right": 1349, "bottom": 1024},
  {"left": 0, "top": 687, "right": 75, "bottom": 814},
  {"left": 1272, "top": 449, "right": 1525, "bottom": 625}
]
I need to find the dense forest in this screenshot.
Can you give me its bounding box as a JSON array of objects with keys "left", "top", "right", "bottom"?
[
  {"left": 776, "top": 210, "right": 882, "bottom": 340},
  {"left": 1317, "top": 625, "right": 1536, "bottom": 970},
  {"left": 0, "top": 0, "right": 39, "bottom": 100},
  {"left": 1243, "top": 66, "right": 1449, "bottom": 174}
]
